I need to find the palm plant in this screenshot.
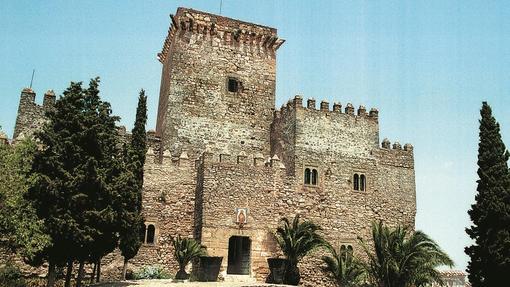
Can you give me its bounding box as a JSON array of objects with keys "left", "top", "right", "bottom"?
[
  {"left": 359, "top": 221, "right": 453, "bottom": 287},
  {"left": 322, "top": 243, "right": 365, "bottom": 287},
  {"left": 170, "top": 235, "right": 206, "bottom": 280},
  {"left": 275, "top": 215, "right": 326, "bottom": 285}
]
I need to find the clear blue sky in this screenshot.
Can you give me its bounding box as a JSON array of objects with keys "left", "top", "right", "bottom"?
[{"left": 2, "top": 0, "right": 510, "bottom": 272}]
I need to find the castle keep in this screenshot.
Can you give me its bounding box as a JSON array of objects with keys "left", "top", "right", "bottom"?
[{"left": 11, "top": 7, "right": 416, "bottom": 285}]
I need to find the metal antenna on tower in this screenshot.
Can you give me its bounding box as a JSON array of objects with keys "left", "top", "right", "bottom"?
[
  {"left": 219, "top": 0, "right": 223, "bottom": 15},
  {"left": 29, "top": 69, "right": 35, "bottom": 88}
]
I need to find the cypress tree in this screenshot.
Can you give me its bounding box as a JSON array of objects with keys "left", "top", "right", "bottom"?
[
  {"left": 119, "top": 90, "right": 147, "bottom": 279},
  {"left": 465, "top": 102, "right": 510, "bottom": 286},
  {"left": 131, "top": 90, "right": 148, "bottom": 188}
]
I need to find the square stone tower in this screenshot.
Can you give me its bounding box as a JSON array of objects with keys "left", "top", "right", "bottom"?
[{"left": 155, "top": 8, "right": 285, "bottom": 158}]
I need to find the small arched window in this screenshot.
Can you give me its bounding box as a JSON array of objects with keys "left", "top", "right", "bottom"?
[
  {"left": 353, "top": 174, "right": 359, "bottom": 190},
  {"left": 360, "top": 174, "right": 366, "bottom": 191},
  {"left": 304, "top": 167, "right": 318, "bottom": 186},
  {"left": 311, "top": 169, "right": 318, "bottom": 185},
  {"left": 304, "top": 168, "right": 311, "bottom": 185},
  {"left": 146, "top": 224, "right": 156, "bottom": 244}
]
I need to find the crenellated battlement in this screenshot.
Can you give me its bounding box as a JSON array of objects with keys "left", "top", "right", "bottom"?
[
  {"left": 144, "top": 145, "right": 287, "bottom": 173},
  {"left": 18, "top": 88, "right": 56, "bottom": 108},
  {"left": 380, "top": 138, "right": 413, "bottom": 152},
  {"left": 276, "top": 95, "right": 379, "bottom": 122},
  {"left": 200, "top": 151, "right": 286, "bottom": 170},
  {"left": 144, "top": 145, "right": 191, "bottom": 167},
  {"left": 374, "top": 138, "right": 414, "bottom": 169},
  {"left": 14, "top": 88, "right": 55, "bottom": 140},
  {"left": 158, "top": 7, "right": 285, "bottom": 63},
  {"left": 271, "top": 95, "right": 383, "bottom": 168}
]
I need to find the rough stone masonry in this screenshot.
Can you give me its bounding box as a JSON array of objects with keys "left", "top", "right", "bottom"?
[{"left": 9, "top": 7, "right": 416, "bottom": 286}]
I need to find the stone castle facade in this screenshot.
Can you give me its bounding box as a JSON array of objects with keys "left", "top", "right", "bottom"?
[{"left": 10, "top": 7, "right": 416, "bottom": 286}]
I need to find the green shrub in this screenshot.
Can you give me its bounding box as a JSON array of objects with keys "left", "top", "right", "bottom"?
[
  {"left": 22, "top": 277, "right": 68, "bottom": 287},
  {"left": 170, "top": 235, "right": 206, "bottom": 280},
  {"left": 25, "top": 278, "right": 48, "bottom": 287},
  {"left": 133, "top": 265, "right": 172, "bottom": 279},
  {"left": 0, "top": 261, "right": 26, "bottom": 287}
]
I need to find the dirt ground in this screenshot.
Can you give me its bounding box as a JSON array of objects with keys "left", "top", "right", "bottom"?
[{"left": 92, "top": 280, "right": 287, "bottom": 287}]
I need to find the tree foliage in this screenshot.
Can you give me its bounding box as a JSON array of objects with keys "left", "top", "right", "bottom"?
[
  {"left": 130, "top": 89, "right": 147, "bottom": 189},
  {"left": 119, "top": 89, "right": 147, "bottom": 279},
  {"left": 275, "top": 215, "right": 326, "bottom": 285},
  {"left": 26, "top": 78, "right": 125, "bottom": 286},
  {"left": 119, "top": 90, "right": 147, "bottom": 259},
  {"left": 465, "top": 102, "right": 510, "bottom": 287},
  {"left": 0, "top": 138, "right": 51, "bottom": 262},
  {"left": 170, "top": 235, "right": 207, "bottom": 280},
  {"left": 360, "top": 221, "right": 453, "bottom": 287},
  {"left": 321, "top": 244, "right": 365, "bottom": 287}
]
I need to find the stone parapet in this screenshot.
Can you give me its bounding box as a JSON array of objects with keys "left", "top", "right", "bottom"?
[
  {"left": 199, "top": 151, "right": 286, "bottom": 172},
  {"left": 280, "top": 95, "right": 379, "bottom": 122},
  {"left": 373, "top": 140, "right": 415, "bottom": 169},
  {"left": 158, "top": 7, "right": 285, "bottom": 63}
]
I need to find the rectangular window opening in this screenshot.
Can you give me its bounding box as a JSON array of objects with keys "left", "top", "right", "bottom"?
[{"left": 228, "top": 78, "right": 239, "bottom": 92}]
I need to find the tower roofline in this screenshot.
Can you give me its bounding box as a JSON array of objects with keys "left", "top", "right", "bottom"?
[
  {"left": 158, "top": 7, "right": 285, "bottom": 63},
  {"left": 176, "top": 7, "right": 277, "bottom": 32}
]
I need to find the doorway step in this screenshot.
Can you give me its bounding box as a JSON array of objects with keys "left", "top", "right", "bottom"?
[{"left": 223, "top": 274, "right": 257, "bottom": 283}]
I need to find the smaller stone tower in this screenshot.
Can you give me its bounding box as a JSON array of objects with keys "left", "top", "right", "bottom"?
[{"left": 13, "top": 88, "right": 54, "bottom": 140}]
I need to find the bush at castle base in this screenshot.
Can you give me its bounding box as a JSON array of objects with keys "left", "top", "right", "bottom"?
[
  {"left": 133, "top": 265, "right": 172, "bottom": 280},
  {"left": 0, "top": 261, "right": 25, "bottom": 287}
]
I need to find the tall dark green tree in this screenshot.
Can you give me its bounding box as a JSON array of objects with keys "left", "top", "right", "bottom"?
[
  {"left": 27, "top": 78, "right": 124, "bottom": 287},
  {"left": 76, "top": 79, "right": 124, "bottom": 287},
  {"left": 119, "top": 90, "right": 147, "bottom": 279},
  {"left": 130, "top": 90, "right": 148, "bottom": 188},
  {"left": 465, "top": 102, "right": 510, "bottom": 287}
]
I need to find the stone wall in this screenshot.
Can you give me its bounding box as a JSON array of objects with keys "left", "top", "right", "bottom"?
[
  {"left": 292, "top": 97, "right": 379, "bottom": 160},
  {"left": 271, "top": 98, "right": 297, "bottom": 175},
  {"left": 198, "top": 152, "right": 286, "bottom": 281},
  {"left": 193, "top": 144, "right": 415, "bottom": 286},
  {"left": 155, "top": 8, "right": 284, "bottom": 159},
  {"left": 125, "top": 149, "right": 199, "bottom": 275}
]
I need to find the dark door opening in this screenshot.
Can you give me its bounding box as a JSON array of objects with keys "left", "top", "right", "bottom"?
[{"left": 227, "top": 236, "right": 251, "bottom": 275}]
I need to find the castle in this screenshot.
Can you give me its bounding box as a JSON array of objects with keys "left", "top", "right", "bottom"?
[{"left": 10, "top": 7, "right": 416, "bottom": 286}]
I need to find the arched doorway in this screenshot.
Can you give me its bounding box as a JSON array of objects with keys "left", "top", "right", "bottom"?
[{"left": 227, "top": 236, "right": 251, "bottom": 275}]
